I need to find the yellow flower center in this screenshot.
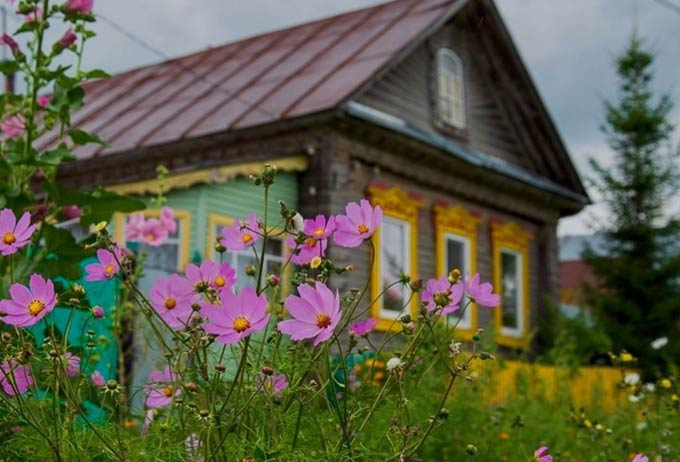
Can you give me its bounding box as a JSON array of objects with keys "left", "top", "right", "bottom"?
[
  {"left": 104, "top": 264, "right": 115, "bottom": 276},
  {"left": 233, "top": 316, "right": 251, "bottom": 333},
  {"left": 304, "top": 238, "right": 316, "bottom": 248},
  {"left": 162, "top": 386, "right": 173, "bottom": 398},
  {"left": 144, "top": 233, "right": 156, "bottom": 242},
  {"left": 313, "top": 229, "right": 325, "bottom": 238},
  {"left": 164, "top": 298, "right": 176, "bottom": 310},
  {"left": 214, "top": 276, "right": 226, "bottom": 287},
  {"left": 27, "top": 299, "right": 45, "bottom": 316},
  {"left": 357, "top": 224, "right": 369, "bottom": 234},
  {"left": 2, "top": 232, "right": 16, "bottom": 245},
  {"left": 242, "top": 234, "right": 253, "bottom": 244},
  {"left": 310, "top": 256, "right": 322, "bottom": 269},
  {"left": 315, "top": 313, "right": 331, "bottom": 329}
]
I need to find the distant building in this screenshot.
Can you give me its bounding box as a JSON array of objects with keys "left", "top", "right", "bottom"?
[
  {"left": 558, "top": 234, "right": 607, "bottom": 316},
  {"left": 47, "top": 0, "right": 588, "bottom": 366}
]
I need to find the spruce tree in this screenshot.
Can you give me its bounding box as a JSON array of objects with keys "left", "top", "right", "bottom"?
[{"left": 584, "top": 34, "right": 680, "bottom": 376}]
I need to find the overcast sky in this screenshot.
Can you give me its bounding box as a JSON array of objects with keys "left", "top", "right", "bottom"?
[{"left": 14, "top": 0, "right": 679, "bottom": 236}]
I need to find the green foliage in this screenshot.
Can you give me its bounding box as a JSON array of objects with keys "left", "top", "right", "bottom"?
[{"left": 585, "top": 34, "right": 680, "bottom": 377}]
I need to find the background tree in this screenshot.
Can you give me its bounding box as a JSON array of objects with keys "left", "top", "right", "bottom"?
[{"left": 584, "top": 33, "right": 680, "bottom": 376}]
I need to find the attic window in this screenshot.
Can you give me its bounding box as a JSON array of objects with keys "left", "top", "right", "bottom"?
[{"left": 436, "top": 49, "right": 466, "bottom": 129}]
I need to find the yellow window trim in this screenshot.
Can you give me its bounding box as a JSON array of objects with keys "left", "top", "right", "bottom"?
[
  {"left": 491, "top": 221, "right": 532, "bottom": 349},
  {"left": 368, "top": 186, "right": 422, "bottom": 332},
  {"left": 206, "top": 213, "right": 292, "bottom": 293},
  {"left": 107, "top": 156, "right": 309, "bottom": 196},
  {"left": 114, "top": 209, "right": 192, "bottom": 271},
  {"left": 433, "top": 204, "right": 480, "bottom": 340}
]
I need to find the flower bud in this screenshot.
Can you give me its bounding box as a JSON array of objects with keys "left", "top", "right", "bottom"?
[
  {"left": 72, "top": 284, "right": 85, "bottom": 295},
  {"left": 106, "top": 379, "right": 118, "bottom": 390},
  {"left": 448, "top": 268, "right": 462, "bottom": 284},
  {"left": 267, "top": 274, "right": 280, "bottom": 287},
  {"left": 245, "top": 265, "right": 257, "bottom": 276},
  {"left": 465, "top": 444, "right": 478, "bottom": 455},
  {"left": 409, "top": 279, "right": 423, "bottom": 292},
  {"left": 215, "top": 364, "right": 226, "bottom": 373},
  {"left": 92, "top": 306, "right": 104, "bottom": 319},
  {"left": 261, "top": 366, "right": 275, "bottom": 376}
]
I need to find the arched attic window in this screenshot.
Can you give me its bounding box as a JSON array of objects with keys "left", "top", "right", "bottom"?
[{"left": 436, "top": 49, "right": 466, "bottom": 130}]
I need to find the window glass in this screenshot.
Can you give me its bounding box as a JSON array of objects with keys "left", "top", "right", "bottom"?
[
  {"left": 437, "top": 49, "right": 466, "bottom": 129},
  {"left": 214, "top": 223, "right": 284, "bottom": 291},
  {"left": 380, "top": 217, "right": 410, "bottom": 317},
  {"left": 445, "top": 233, "right": 471, "bottom": 329},
  {"left": 500, "top": 250, "right": 521, "bottom": 333}
]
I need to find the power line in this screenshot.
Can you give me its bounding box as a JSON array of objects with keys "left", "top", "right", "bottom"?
[
  {"left": 652, "top": 0, "right": 680, "bottom": 16},
  {"left": 95, "top": 12, "right": 278, "bottom": 119}
]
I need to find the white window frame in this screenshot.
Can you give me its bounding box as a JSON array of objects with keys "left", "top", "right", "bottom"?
[
  {"left": 212, "top": 222, "right": 284, "bottom": 290},
  {"left": 444, "top": 232, "right": 472, "bottom": 330},
  {"left": 437, "top": 48, "right": 466, "bottom": 130},
  {"left": 499, "top": 248, "right": 524, "bottom": 338},
  {"left": 378, "top": 216, "right": 412, "bottom": 321}
]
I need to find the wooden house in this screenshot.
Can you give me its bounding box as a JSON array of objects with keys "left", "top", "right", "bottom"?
[{"left": 50, "top": 0, "right": 588, "bottom": 351}]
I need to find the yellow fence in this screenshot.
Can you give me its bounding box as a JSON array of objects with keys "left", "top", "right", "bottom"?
[{"left": 476, "top": 360, "right": 627, "bottom": 411}]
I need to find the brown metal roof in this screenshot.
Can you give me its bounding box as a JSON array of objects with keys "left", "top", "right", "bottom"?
[{"left": 40, "top": 0, "right": 459, "bottom": 159}]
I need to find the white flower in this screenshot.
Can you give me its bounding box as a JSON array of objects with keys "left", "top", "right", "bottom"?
[
  {"left": 651, "top": 336, "right": 668, "bottom": 350},
  {"left": 292, "top": 213, "right": 304, "bottom": 233},
  {"left": 629, "top": 394, "right": 641, "bottom": 403},
  {"left": 386, "top": 357, "right": 404, "bottom": 371},
  {"left": 644, "top": 383, "right": 656, "bottom": 392},
  {"left": 624, "top": 372, "right": 640, "bottom": 386},
  {"left": 636, "top": 421, "right": 648, "bottom": 431}
]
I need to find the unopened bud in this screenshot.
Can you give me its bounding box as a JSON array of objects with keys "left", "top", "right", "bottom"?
[
  {"left": 400, "top": 314, "right": 411, "bottom": 324},
  {"left": 186, "top": 382, "right": 198, "bottom": 392},
  {"left": 106, "top": 379, "right": 118, "bottom": 390},
  {"left": 215, "top": 364, "right": 226, "bottom": 373},
  {"left": 466, "top": 444, "right": 478, "bottom": 455},
  {"left": 92, "top": 306, "right": 104, "bottom": 318},
  {"left": 261, "top": 366, "right": 275, "bottom": 376},
  {"left": 267, "top": 274, "right": 280, "bottom": 287},
  {"left": 245, "top": 265, "right": 257, "bottom": 276},
  {"left": 409, "top": 279, "right": 423, "bottom": 292},
  {"left": 448, "top": 269, "right": 461, "bottom": 284}
]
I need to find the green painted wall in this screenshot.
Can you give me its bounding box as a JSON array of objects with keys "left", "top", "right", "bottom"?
[{"left": 143, "top": 173, "right": 299, "bottom": 260}]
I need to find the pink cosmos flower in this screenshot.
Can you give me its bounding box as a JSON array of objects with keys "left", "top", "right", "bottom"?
[
  {"left": 141, "top": 409, "right": 154, "bottom": 436},
  {"left": 0, "top": 361, "right": 33, "bottom": 396},
  {"left": 464, "top": 273, "right": 500, "bottom": 308},
  {"left": 159, "top": 207, "right": 177, "bottom": 234},
  {"left": 92, "top": 305, "right": 104, "bottom": 318},
  {"left": 145, "top": 366, "right": 181, "bottom": 408},
  {"left": 1, "top": 114, "right": 25, "bottom": 140},
  {"left": 304, "top": 214, "right": 336, "bottom": 240},
  {"left": 202, "top": 286, "right": 270, "bottom": 345},
  {"left": 632, "top": 455, "right": 649, "bottom": 462},
  {"left": 286, "top": 235, "right": 327, "bottom": 265},
  {"left": 59, "top": 27, "right": 77, "bottom": 47},
  {"left": 422, "top": 277, "right": 464, "bottom": 316},
  {"left": 278, "top": 282, "right": 341, "bottom": 346},
  {"left": 254, "top": 371, "right": 288, "bottom": 398},
  {"left": 349, "top": 318, "right": 377, "bottom": 337},
  {"left": 24, "top": 7, "right": 43, "bottom": 22},
  {"left": 85, "top": 247, "right": 124, "bottom": 282},
  {"left": 37, "top": 95, "right": 51, "bottom": 108},
  {"left": 185, "top": 260, "right": 236, "bottom": 294},
  {"left": 125, "top": 212, "right": 145, "bottom": 241},
  {"left": 91, "top": 370, "right": 105, "bottom": 387},
  {"left": 64, "top": 352, "right": 80, "bottom": 377},
  {"left": 0, "top": 274, "right": 56, "bottom": 327},
  {"left": 533, "top": 446, "right": 553, "bottom": 462},
  {"left": 64, "top": 0, "right": 93, "bottom": 14},
  {"left": 0, "top": 209, "right": 35, "bottom": 255},
  {"left": 149, "top": 275, "right": 196, "bottom": 330},
  {"left": 220, "top": 214, "right": 261, "bottom": 251},
  {"left": 138, "top": 218, "right": 169, "bottom": 247},
  {"left": 1, "top": 34, "right": 20, "bottom": 57},
  {"left": 334, "top": 199, "right": 382, "bottom": 248}
]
